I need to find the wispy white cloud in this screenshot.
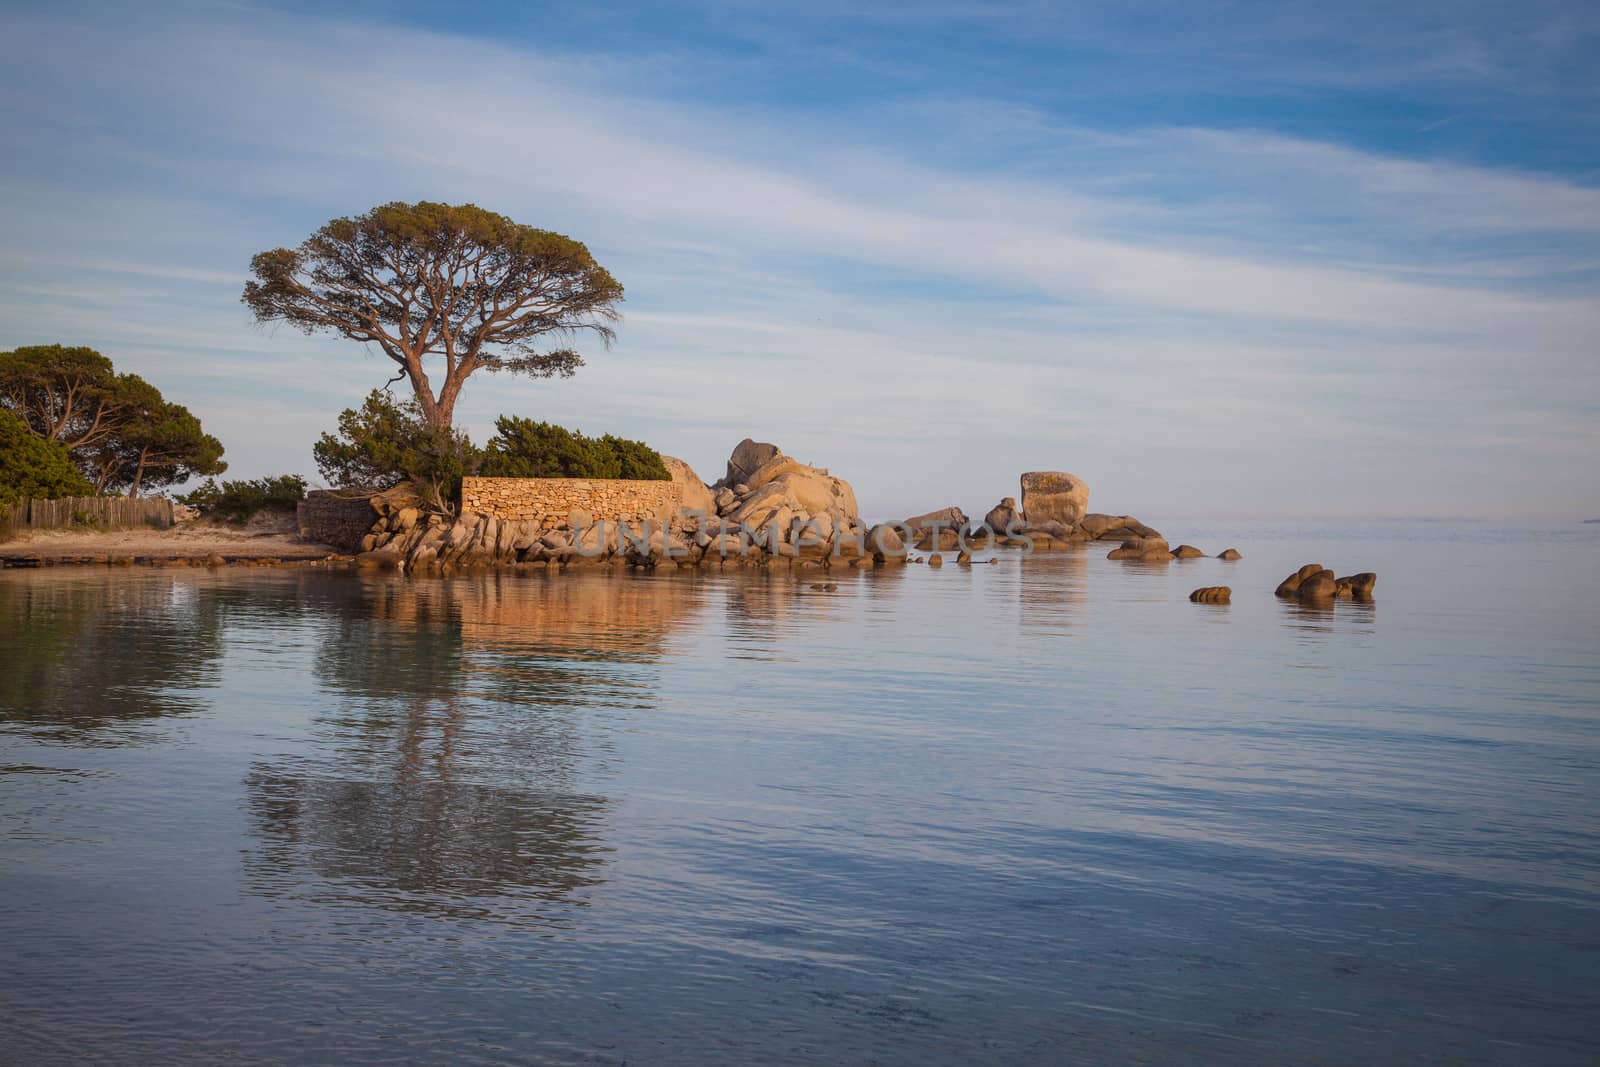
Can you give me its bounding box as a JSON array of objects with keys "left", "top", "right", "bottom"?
[{"left": 0, "top": 3, "right": 1595, "bottom": 519}]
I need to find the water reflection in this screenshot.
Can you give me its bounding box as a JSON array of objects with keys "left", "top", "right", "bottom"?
[
  {"left": 243, "top": 571, "right": 713, "bottom": 926},
  {"left": 0, "top": 572, "right": 223, "bottom": 742},
  {"left": 1277, "top": 596, "right": 1377, "bottom": 641},
  {"left": 1011, "top": 548, "right": 1089, "bottom": 634},
  {"left": 724, "top": 568, "right": 875, "bottom": 660},
  {"left": 245, "top": 733, "right": 611, "bottom": 924}
]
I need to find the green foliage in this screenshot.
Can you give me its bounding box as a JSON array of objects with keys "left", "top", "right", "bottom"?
[
  {"left": 602, "top": 433, "right": 673, "bottom": 480},
  {"left": 81, "top": 398, "right": 226, "bottom": 496},
  {"left": 245, "top": 202, "right": 624, "bottom": 430},
  {"left": 0, "top": 344, "right": 226, "bottom": 496},
  {"left": 480, "top": 416, "right": 670, "bottom": 480},
  {"left": 313, "top": 390, "right": 481, "bottom": 514},
  {"left": 0, "top": 410, "right": 96, "bottom": 506},
  {"left": 0, "top": 344, "right": 121, "bottom": 446},
  {"left": 180, "top": 474, "right": 307, "bottom": 524}
]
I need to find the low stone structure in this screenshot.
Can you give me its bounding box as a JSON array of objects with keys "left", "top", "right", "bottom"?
[
  {"left": 298, "top": 491, "right": 378, "bottom": 552},
  {"left": 459, "top": 475, "right": 682, "bottom": 525}
]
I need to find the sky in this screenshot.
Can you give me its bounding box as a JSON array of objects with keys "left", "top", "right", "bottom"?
[{"left": 1, "top": 0, "right": 1597, "bottom": 521}]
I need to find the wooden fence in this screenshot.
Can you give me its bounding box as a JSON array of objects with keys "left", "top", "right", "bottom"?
[{"left": 1, "top": 496, "right": 175, "bottom": 540}]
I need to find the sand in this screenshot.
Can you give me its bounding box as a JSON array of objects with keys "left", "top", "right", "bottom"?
[{"left": 0, "top": 513, "right": 338, "bottom": 562}]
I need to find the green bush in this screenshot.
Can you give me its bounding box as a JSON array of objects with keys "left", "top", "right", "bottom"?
[
  {"left": 312, "top": 391, "right": 480, "bottom": 514},
  {"left": 180, "top": 474, "right": 307, "bottom": 524},
  {"left": 0, "top": 410, "right": 97, "bottom": 506},
  {"left": 480, "top": 416, "right": 670, "bottom": 480}
]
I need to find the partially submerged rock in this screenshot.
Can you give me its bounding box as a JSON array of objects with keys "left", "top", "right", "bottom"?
[
  {"left": 1189, "top": 586, "right": 1231, "bottom": 603},
  {"left": 1336, "top": 572, "right": 1377, "bottom": 598},
  {"left": 1107, "top": 538, "right": 1172, "bottom": 561},
  {"left": 1172, "top": 544, "right": 1205, "bottom": 559},
  {"left": 1277, "top": 563, "right": 1375, "bottom": 601},
  {"left": 1218, "top": 548, "right": 1242, "bottom": 560},
  {"left": 904, "top": 507, "right": 969, "bottom": 533},
  {"left": 1078, "top": 514, "right": 1162, "bottom": 541}
]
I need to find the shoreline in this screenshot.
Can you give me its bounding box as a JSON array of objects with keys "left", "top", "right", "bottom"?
[{"left": 0, "top": 520, "right": 341, "bottom": 568}]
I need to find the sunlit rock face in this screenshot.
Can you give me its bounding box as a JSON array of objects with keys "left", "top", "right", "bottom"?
[{"left": 1019, "top": 471, "right": 1089, "bottom": 528}]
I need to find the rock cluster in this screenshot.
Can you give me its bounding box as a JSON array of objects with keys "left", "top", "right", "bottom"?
[
  {"left": 355, "top": 440, "right": 875, "bottom": 573},
  {"left": 708, "top": 438, "right": 865, "bottom": 549},
  {"left": 953, "top": 473, "right": 1163, "bottom": 551},
  {"left": 1275, "top": 564, "right": 1377, "bottom": 601}
]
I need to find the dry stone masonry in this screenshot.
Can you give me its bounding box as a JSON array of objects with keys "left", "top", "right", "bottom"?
[{"left": 459, "top": 476, "right": 681, "bottom": 525}]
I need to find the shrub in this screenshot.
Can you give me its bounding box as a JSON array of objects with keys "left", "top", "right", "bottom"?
[
  {"left": 480, "top": 417, "right": 670, "bottom": 480},
  {"left": 313, "top": 391, "right": 480, "bottom": 514},
  {"left": 0, "top": 410, "right": 97, "bottom": 506},
  {"left": 180, "top": 474, "right": 307, "bottom": 524}
]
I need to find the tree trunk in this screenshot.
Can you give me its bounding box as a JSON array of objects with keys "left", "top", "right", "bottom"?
[
  {"left": 128, "top": 449, "right": 148, "bottom": 498},
  {"left": 432, "top": 372, "right": 464, "bottom": 430}
]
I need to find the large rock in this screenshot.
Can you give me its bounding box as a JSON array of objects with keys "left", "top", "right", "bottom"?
[
  {"left": 723, "top": 438, "right": 780, "bottom": 487},
  {"left": 1107, "top": 537, "right": 1171, "bottom": 561},
  {"left": 1020, "top": 471, "right": 1089, "bottom": 527},
  {"left": 1335, "top": 572, "right": 1377, "bottom": 599},
  {"left": 1026, "top": 519, "right": 1073, "bottom": 541},
  {"left": 866, "top": 523, "right": 906, "bottom": 560},
  {"left": 712, "top": 440, "right": 861, "bottom": 557},
  {"left": 1298, "top": 574, "right": 1337, "bottom": 600},
  {"left": 1077, "top": 514, "right": 1162, "bottom": 541},
  {"left": 660, "top": 455, "right": 715, "bottom": 517},
  {"left": 904, "top": 507, "right": 969, "bottom": 533},
  {"left": 984, "top": 497, "right": 1021, "bottom": 534}
]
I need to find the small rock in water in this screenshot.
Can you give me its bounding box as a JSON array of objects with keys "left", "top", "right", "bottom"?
[
  {"left": 928, "top": 553, "right": 944, "bottom": 567},
  {"left": 956, "top": 550, "right": 972, "bottom": 565},
  {"left": 1189, "top": 586, "right": 1231, "bottom": 603},
  {"left": 1218, "top": 548, "right": 1242, "bottom": 560},
  {"left": 1172, "top": 545, "right": 1205, "bottom": 559}
]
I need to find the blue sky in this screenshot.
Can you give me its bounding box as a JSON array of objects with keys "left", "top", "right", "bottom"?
[{"left": 1, "top": 0, "right": 1597, "bottom": 520}]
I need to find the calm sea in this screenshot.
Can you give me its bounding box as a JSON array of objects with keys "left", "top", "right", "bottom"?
[{"left": 2, "top": 521, "right": 1598, "bottom": 1065}]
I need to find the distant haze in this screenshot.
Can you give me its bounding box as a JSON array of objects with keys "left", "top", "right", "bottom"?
[{"left": 1, "top": 1, "right": 1596, "bottom": 521}]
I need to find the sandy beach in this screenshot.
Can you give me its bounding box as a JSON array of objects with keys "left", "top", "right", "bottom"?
[{"left": 0, "top": 513, "right": 337, "bottom": 563}]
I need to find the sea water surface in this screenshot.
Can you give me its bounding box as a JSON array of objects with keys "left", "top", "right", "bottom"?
[{"left": 2, "top": 522, "right": 1598, "bottom": 1065}]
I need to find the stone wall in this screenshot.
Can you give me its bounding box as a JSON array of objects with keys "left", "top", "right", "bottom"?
[
  {"left": 297, "top": 491, "right": 376, "bottom": 552},
  {"left": 459, "top": 476, "right": 683, "bottom": 525}
]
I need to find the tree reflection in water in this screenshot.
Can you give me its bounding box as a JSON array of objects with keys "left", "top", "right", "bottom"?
[
  {"left": 243, "top": 570, "right": 711, "bottom": 927},
  {"left": 0, "top": 571, "right": 225, "bottom": 743}
]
